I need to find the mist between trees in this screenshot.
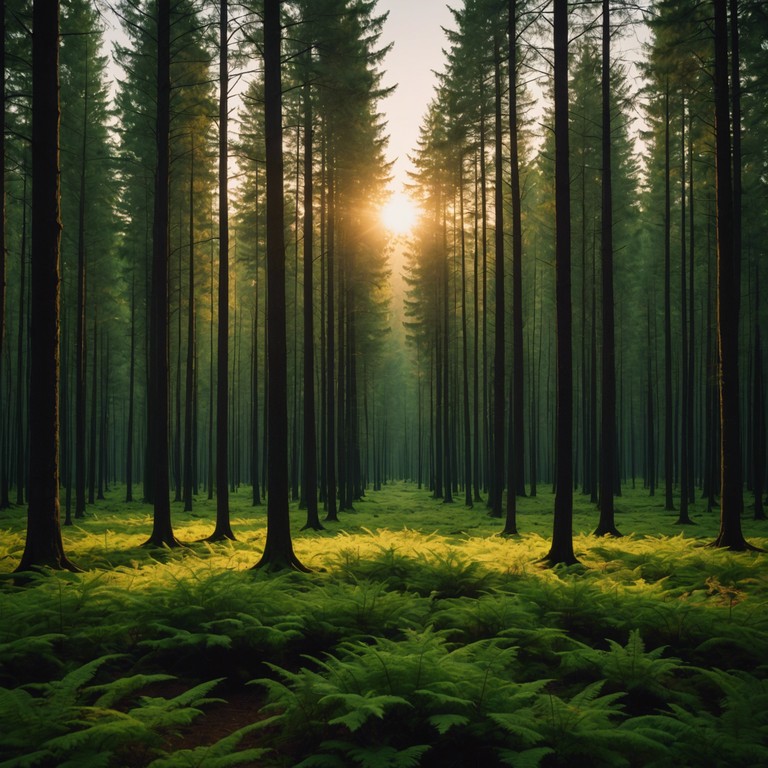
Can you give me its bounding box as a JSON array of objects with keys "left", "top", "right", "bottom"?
[{"left": 1, "top": 0, "right": 765, "bottom": 572}]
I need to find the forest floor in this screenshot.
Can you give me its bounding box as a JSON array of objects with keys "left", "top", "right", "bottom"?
[{"left": 1, "top": 483, "right": 767, "bottom": 767}]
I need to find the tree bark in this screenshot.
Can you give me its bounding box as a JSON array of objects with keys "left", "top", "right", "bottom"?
[
  {"left": 254, "top": 0, "right": 308, "bottom": 571},
  {"left": 16, "top": 0, "right": 78, "bottom": 572},
  {"left": 211, "top": 0, "right": 235, "bottom": 540},
  {"left": 301, "top": 73, "right": 322, "bottom": 530},
  {"left": 490, "top": 40, "right": 504, "bottom": 518},
  {"left": 143, "top": 0, "right": 179, "bottom": 548},
  {"left": 544, "top": 0, "right": 579, "bottom": 566},
  {"left": 711, "top": 0, "right": 754, "bottom": 550},
  {"left": 595, "top": 0, "right": 621, "bottom": 536}
]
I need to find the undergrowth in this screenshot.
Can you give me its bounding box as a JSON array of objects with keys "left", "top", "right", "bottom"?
[{"left": 0, "top": 483, "right": 765, "bottom": 766}]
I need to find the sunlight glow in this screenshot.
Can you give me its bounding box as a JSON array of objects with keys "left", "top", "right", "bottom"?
[{"left": 380, "top": 191, "right": 421, "bottom": 237}]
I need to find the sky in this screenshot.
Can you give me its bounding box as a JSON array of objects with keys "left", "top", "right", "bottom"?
[{"left": 375, "top": 0, "right": 455, "bottom": 192}]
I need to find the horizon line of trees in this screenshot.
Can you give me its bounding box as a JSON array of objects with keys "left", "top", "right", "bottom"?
[{"left": 1, "top": 0, "right": 765, "bottom": 573}]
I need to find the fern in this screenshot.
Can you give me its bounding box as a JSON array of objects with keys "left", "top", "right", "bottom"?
[
  {"left": 146, "top": 722, "right": 269, "bottom": 768},
  {"left": 558, "top": 629, "right": 686, "bottom": 698},
  {"left": 295, "top": 742, "right": 429, "bottom": 768}
]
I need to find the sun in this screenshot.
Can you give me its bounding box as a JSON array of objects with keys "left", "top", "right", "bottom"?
[{"left": 380, "top": 191, "right": 421, "bottom": 237}]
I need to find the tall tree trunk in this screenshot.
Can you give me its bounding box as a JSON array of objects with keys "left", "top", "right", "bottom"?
[
  {"left": 183, "top": 147, "right": 195, "bottom": 513},
  {"left": 472, "top": 155, "right": 482, "bottom": 502},
  {"left": 508, "top": 0, "right": 525, "bottom": 499},
  {"left": 595, "top": 0, "right": 621, "bottom": 536},
  {"left": 544, "top": 0, "right": 578, "bottom": 566},
  {"left": 16, "top": 0, "right": 78, "bottom": 572},
  {"left": 15, "top": 167, "right": 27, "bottom": 506},
  {"left": 126, "top": 276, "right": 135, "bottom": 502},
  {"left": 442, "top": 206, "right": 453, "bottom": 504},
  {"left": 254, "top": 0, "right": 307, "bottom": 571},
  {"left": 663, "top": 83, "right": 675, "bottom": 512},
  {"left": 212, "top": 0, "right": 234, "bottom": 540},
  {"left": 144, "top": 0, "right": 179, "bottom": 547},
  {"left": 0, "top": 0, "right": 7, "bottom": 510},
  {"left": 712, "top": 0, "right": 753, "bottom": 550},
  {"left": 87, "top": 312, "right": 97, "bottom": 505},
  {"left": 325, "top": 159, "right": 338, "bottom": 521},
  {"left": 677, "top": 100, "right": 693, "bottom": 524},
  {"left": 753, "top": 271, "right": 765, "bottom": 520},
  {"left": 459, "top": 161, "right": 473, "bottom": 508},
  {"left": 490, "top": 40, "right": 504, "bottom": 518},
  {"left": 301, "top": 74, "right": 322, "bottom": 531}
]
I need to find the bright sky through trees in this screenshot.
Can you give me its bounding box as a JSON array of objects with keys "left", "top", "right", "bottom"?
[{"left": 377, "top": 0, "right": 455, "bottom": 189}]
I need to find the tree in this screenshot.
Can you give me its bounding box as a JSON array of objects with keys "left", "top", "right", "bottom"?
[
  {"left": 300, "top": 65, "right": 322, "bottom": 531},
  {"left": 210, "top": 0, "right": 235, "bottom": 541},
  {"left": 594, "top": 0, "right": 621, "bottom": 537},
  {"left": 253, "top": 0, "right": 308, "bottom": 572},
  {"left": 16, "top": 0, "right": 78, "bottom": 572},
  {"left": 143, "top": 0, "right": 179, "bottom": 548},
  {"left": 543, "top": 0, "right": 579, "bottom": 567},
  {"left": 710, "top": 0, "right": 756, "bottom": 551}
]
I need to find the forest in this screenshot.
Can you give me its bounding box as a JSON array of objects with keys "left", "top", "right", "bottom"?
[{"left": 1, "top": 0, "right": 767, "bottom": 766}]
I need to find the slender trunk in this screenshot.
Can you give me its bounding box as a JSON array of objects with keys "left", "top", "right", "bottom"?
[
  {"left": 325, "top": 161, "right": 338, "bottom": 521},
  {"left": 88, "top": 313, "right": 97, "bottom": 505},
  {"left": 144, "top": 0, "right": 178, "bottom": 547},
  {"left": 663, "top": 84, "right": 675, "bottom": 511},
  {"left": 301, "top": 73, "right": 321, "bottom": 530},
  {"left": 491, "top": 41, "right": 504, "bottom": 518},
  {"left": 15, "top": 168, "right": 27, "bottom": 506},
  {"left": 545, "top": 0, "right": 578, "bottom": 566},
  {"left": 254, "top": 0, "right": 308, "bottom": 570},
  {"left": 753, "top": 272, "right": 765, "bottom": 519},
  {"left": 460, "top": 161, "right": 472, "bottom": 508},
  {"left": 677, "top": 100, "right": 693, "bottom": 524},
  {"left": 595, "top": 0, "right": 620, "bottom": 535},
  {"left": 75, "top": 53, "right": 88, "bottom": 516},
  {"left": 183, "top": 147, "right": 195, "bottom": 513},
  {"left": 212, "top": 0, "right": 234, "bottom": 540},
  {"left": 509, "top": 0, "right": 525, "bottom": 498},
  {"left": 126, "top": 276, "right": 135, "bottom": 501}
]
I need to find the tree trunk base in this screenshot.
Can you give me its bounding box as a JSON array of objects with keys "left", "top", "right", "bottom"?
[
  {"left": 538, "top": 549, "right": 581, "bottom": 568},
  {"left": 593, "top": 524, "right": 622, "bottom": 537},
  {"left": 206, "top": 528, "right": 236, "bottom": 542},
  {"left": 674, "top": 516, "right": 695, "bottom": 525},
  {"left": 709, "top": 534, "right": 763, "bottom": 552},
  {"left": 252, "top": 551, "right": 311, "bottom": 573},
  {"left": 301, "top": 520, "right": 324, "bottom": 532},
  {"left": 141, "top": 534, "right": 184, "bottom": 548}
]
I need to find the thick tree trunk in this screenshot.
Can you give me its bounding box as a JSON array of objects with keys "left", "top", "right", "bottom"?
[
  {"left": 712, "top": 0, "right": 754, "bottom": 550},
  {"left": 254, "top": 0, "right": 308, "bottom": 571},
  {"left": 16, "top": 0, "right": 78, "bottom": 572},
  {"left": 144, "top": 0, "right": 179, "bottom": 548},
  {"left": 544, "top": 0, "right": 578, "bottom": 566}
]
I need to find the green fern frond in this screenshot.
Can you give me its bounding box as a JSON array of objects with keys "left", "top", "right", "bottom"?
[
  {"left": 497, "top": 746, "right": 554, "bottom": 768},
  {"left": 146, "top": 722, "right": 269, "bottom": 767},
  {"left": 322, "top": 692, "right": 411, "bottom": 732}
]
